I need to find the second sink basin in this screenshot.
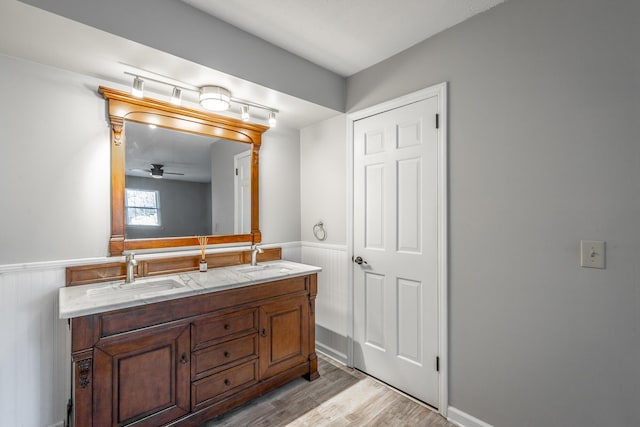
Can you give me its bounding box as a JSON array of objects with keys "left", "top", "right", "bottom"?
[
  {"left": 236, "top": 263, "right": 293, "bottom": 274},
  {"left": 87, "top": 277, "right": 186, "bottom": 300}
]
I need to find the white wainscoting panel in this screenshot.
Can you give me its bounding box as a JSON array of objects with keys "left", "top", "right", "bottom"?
[
  {"left": 301, "top": 242, "right": 349, "bottom": 362},
  {"left": 0, "top": 267, "right": 70, "bottom": 427}
]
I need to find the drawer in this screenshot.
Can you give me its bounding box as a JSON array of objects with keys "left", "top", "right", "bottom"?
[
  {"left": 192, "top": 308, "right": 258, "bottom": 350},
  {"left": 191, "top": 360, "right": 258, "bottom": 410},
  {"left": 192, "top": 334, "right": 258, "bottom": 379}
]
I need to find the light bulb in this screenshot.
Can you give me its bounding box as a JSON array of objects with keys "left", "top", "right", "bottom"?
[
  {"left": 268, "top": 111, "right": 277, "bottom": 127},
  {"left": 241, "top": 105, "right": 250, "bottom": 122},
  {"left": 170, "top": 87, "right": 182, "bottom": 106},
  {"left": 132, "top": 77, "right": 144, "bottom": 98}
]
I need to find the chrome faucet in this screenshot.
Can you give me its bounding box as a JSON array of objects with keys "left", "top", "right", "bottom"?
[
  {"left": 250, "top": 244, "right": 264, "bottom": 266},
  {"left": 125, "top": 253, "right": 137, "bottom": 284}
]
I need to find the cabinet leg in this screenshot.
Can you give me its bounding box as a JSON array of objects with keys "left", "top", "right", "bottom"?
[{"left": 305, "top": 352, "right": 320, "bottom": 381}]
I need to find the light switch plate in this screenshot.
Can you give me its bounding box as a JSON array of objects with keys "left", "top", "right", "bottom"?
[{"left": 580, "top": 240, "right": 605, "bottom": 269}]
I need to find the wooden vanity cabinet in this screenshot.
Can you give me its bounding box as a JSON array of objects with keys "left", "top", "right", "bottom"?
[
  {"left": 93, "top": 323, "right": 191, "bottom": 427},
  {"left": 70, "top": 274, "right": 318, "bottom": 427},
  {"left": 259, "top": 296, "right": 310, "bottom": 380}
]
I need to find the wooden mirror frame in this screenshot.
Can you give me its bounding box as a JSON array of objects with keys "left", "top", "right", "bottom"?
[{"left": 99, "top": 86, "right": 268, "bottom": 256}]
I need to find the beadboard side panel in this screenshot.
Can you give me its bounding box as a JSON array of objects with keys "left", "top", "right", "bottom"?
[
  {"left": 0, "top": 267, "right": 70, "bottom": 427},
  {"left": 301, "top": 242, "right": 349, "bottom": 361}
]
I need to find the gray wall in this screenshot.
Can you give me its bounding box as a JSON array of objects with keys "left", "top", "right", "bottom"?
[
  {"left": 348, "top": 0, "right": 639, "bottom": 425},
  {"left": 0, "top": 53, "right": 302, "bottom": 264},
  {"left": 125, "top": 175, "right": 211, "bottom": 239},
  {"left": 210, "top": 140, "right": 250, "bottom": 235}
]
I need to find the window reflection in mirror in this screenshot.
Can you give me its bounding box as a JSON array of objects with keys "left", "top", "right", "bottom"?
[{"left": 124, "top": 122, "right": 251, "bottom": 239}]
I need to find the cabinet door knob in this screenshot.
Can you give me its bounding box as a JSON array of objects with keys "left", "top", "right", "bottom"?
[
  {"left": 224, "top": 379, "right": 231, "bottom": 386},
  {"left": 224, "top": 324, "right": 231, "bottom": 330},
  {"left": 180, "top": 352, "right": 188, "bottom": 364},
  {"left": 261, "top": 328, "right": 267, "bottom": 337},
  {"left": 224, "top": 351, "right": 231, "bottom": 358}
]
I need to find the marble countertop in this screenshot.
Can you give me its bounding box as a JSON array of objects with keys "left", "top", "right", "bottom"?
[{"left": 59, "top": 260, "right": 322, "bottom": 319}]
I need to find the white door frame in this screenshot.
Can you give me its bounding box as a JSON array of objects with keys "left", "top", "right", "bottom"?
[
  {"left": 233, "top": 150, "right": 251, "bottom": 234},
  {"left": 346, "top": 82, "right": 448, "bottom": 416}
]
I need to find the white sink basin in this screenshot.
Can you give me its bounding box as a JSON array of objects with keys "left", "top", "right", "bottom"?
[
  {"left": 236, "top": 263, "right": 293, "bottom": 274},
  {"left": 87, "top": 277, "right": 186, "bottom": 300}
]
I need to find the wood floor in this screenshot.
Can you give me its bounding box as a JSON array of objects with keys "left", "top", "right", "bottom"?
[{"left": 200, "top": 355, "right": 456, "bottom": 427}]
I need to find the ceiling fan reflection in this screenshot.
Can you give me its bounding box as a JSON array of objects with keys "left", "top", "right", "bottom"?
[{"left": 130, "top": 164, "right": 185, "bottom": 179}]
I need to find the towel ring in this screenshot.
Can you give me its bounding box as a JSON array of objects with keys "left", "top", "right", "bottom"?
[{"left": 313, "top": 221, "right": 327, "bottom": 241}]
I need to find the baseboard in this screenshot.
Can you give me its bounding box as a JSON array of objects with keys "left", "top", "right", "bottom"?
[
  {"left": 448, "top": 407, "right": 494, "bottom": 427},
  {"left": 46, "top": 421, "right": 64, "bottom": 427},
  {"left": 316, "top": 342, "right": 348, "bottom": 365}
]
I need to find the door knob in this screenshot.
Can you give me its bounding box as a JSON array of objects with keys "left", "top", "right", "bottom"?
[{"left": 353, "top": 256, "right": 368, "bottom": 265}]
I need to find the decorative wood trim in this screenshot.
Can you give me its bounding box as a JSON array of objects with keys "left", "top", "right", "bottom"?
[
  {"left": 65, "top": 247, "right": 282, "bottom": 286},
  {"left": 77, "top": 358, "right": 92, "bottom": 389},
  {"left": 99, "top": 86, "right": 268, "bottom": 256},
  {"left": 251, "top": 143, "right": 261, "bottom": 243},
  {"left": 71, "top": 349, "right": 93, "bottom": 427},
  {"left": 110, "top": 116, "right": 124, "bottom": 146}
]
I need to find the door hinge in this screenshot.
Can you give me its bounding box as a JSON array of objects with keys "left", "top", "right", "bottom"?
[
  {"left": 235, "top": 168, "right": 239, "bottom": 176},
  {"left": 435, "top": 113, "right": 440, "bottom": 129},
  {"left": 436, "top": 356, "right": 440, "bottom": 372}
]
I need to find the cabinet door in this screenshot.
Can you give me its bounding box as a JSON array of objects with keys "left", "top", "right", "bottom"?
[
  {"left": 259, "top": 296, "right": 309, "bottom": 380},
  {"left": 93, "top": 323, "right": 190, "bottom": 427}
]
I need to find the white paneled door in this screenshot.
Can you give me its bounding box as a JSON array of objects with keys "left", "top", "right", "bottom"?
[{"left": 353, "top": 97, "right": 440, "bottom": 407}]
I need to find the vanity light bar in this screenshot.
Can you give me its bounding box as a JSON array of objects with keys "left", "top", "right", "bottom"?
[{"left": 125, "top": 71, "right": 279, "bottom": 127}]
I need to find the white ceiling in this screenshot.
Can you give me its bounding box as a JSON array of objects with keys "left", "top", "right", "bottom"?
[
  {"left": 183, "top": 0, "right": 506, "bottom": 77},
  {"left": 1, "top": 0, "right": 505, "bottom": 129}
]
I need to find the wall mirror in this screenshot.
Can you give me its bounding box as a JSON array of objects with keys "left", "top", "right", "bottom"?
[{"left": 100, "top": 86, "right": 268, "bottom": 256}]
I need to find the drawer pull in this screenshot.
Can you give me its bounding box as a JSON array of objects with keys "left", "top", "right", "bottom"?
[
  {"left": 224, "top": 379, "right": 231, "bottom": 386},
  {"left": 224, "top": 324, "right": 231, "bottom": 330},
  {"left": 180, "top": 352, "right": 188, "bottom": 364},
  {"left": 224, "top": 351, "right": 231, "bottom": 358}
]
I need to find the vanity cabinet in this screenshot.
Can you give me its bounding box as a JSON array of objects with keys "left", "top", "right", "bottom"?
[
  {"left": 93, "top": 323, "right": 191, "bottom": 427},
  {"left": 70, "top": 274, "right": 318, "bottom": 427},
  {"left": 259, "top": 296, "right": 310, "bottom": 380}
]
